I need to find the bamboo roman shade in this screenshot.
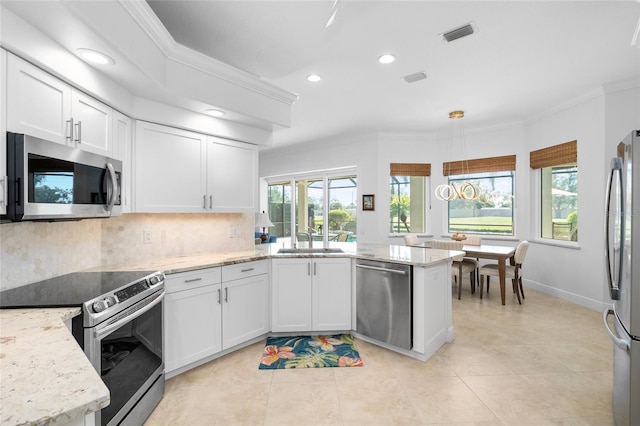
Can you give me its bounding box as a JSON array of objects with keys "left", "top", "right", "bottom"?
[
  {"left": 390, "top": 163, "right": 431, "bottom": 176},
  {"left": 529, "top": 140, "right": 577, "bottom": 169},
  {"left": 442, "top": 155, "right": 516, "bottom": 176}
]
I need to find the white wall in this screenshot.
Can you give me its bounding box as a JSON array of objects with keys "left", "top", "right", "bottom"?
[{"left": 260, "top": 83, "right": 640, "bottom": 311}]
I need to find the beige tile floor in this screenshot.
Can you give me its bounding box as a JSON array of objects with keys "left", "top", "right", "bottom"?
[{"left": 146, "top": 284, "right": 614, "bottom": 426}]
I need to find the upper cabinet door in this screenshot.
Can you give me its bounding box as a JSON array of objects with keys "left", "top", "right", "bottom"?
[
  {"left": 207, "top": 136, "right": 257, "bottom": 213},
  {"left": 134, "top": 121, "right": 207, "bottom": 213},
  {"left": 6, "top": 53, "right": 72, "bottom": 144},
  {"left": 70, "top": 90, "right": 112, "bottom": 156}
]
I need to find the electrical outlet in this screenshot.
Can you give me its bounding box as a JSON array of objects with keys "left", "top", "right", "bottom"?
[
  {"left": 143, "top": 230, "right": 153, "bottom": 244},
  {"left": 229, "top": 227, "right": 242, "bottom": 238}
]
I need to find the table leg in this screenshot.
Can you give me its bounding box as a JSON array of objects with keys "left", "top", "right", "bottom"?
[{"left": 498, "top": 257, "right": 506, "bottom": 305}]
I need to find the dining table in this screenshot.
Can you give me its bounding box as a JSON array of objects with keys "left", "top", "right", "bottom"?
[{"left": 409, "top": 242, "right": 516, "bottom": 305}]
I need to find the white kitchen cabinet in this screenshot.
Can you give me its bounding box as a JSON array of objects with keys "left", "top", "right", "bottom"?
[
  {"left": 134, "top": 121, "right": 257, "bottom": 213},
  {"left": 312, "top": 258, "right": 352, "bottom": 331},
  {"left": 207, "top": 136, "right": 257, "bottom": 213},
  {"left": 134, "top": 121, "right": 207, "bottom": 213},
  {"left": 6, "top": 53, "right": 113, "bottom": 155},
  {"left": 221, "top": 260, "right": 269, "bottom": 349},
  {"left": 271, "top": 257, "right": 351, "bottom": 332},
  {"left": 1, "top": 48, "right": 7, "bottom": 216},
  {"left": 112, "top": 111, "right": 132, "bottom": 212},
  {"left": 164, "top": 268, "right": 223, "bottom": 374}
]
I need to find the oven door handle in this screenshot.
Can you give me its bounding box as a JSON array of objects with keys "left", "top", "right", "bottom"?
[{"left": 94, "top": 292, "right": 164, "bottom": 340}]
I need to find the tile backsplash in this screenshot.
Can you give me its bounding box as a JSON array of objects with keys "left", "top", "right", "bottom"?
[{"left": 0, "top": 213, "right": 254, "bottom": 291}]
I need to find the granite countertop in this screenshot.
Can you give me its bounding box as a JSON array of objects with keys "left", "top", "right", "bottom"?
[
  {"left": 91, "top": 243, "right": 460, "bottom": 275},
  {"left": 0, "top": 308, "right": 109, "bottom": 426}
]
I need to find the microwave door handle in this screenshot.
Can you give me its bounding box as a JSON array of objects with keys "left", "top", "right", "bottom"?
[
  {"left": 604, "top": 157, "right": 624, "bottom": 300},
  {"left": 105, "top": 162, "right": 118, "bottom": 212}
]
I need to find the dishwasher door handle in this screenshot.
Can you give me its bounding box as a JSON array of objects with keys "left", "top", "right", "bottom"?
[{"left": 356, "top": 264, "right": 408, "bottom": 275}]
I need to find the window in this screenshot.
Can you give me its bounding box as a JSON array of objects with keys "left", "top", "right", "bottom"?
[
  {"left": 443, "top": 155, "right": 516, "bottom": 236},
  {"left": 530, "top": 140, "right": 578, "bottom": 241},
  {"left": 267, "top": 171, "right": 357, "bottom": 243},
  {"left": 390, "top": 163, "right": 430, "bottom": 234}
]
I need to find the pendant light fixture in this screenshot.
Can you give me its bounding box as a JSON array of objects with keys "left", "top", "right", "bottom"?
[{"left": 434, "top": 111, "right": 483, "bottom": 201}]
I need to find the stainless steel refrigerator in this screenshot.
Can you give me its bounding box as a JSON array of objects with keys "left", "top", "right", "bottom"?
[{"left": 604, "top": 129, "right": 640, "bottom": 426}]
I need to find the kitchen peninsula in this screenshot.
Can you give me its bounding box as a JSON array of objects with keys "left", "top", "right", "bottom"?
[{"left": 0, "top": 243, "right": 459, "bottom": 426}]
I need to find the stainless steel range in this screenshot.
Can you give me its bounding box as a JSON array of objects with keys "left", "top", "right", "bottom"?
[{"left": 0, "top": 270, "right": 165, "bottom": 426}]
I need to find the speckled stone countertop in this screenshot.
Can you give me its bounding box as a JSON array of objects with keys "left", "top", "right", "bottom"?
[
  {"left": 0, "top": 242, "right": 458, "bottom": 426},
  {"left": 91, "top": 242, "right": 460, "bottom": 275},
  {"left": 0, "top": 308, "right": 109, "bottom": 426}
]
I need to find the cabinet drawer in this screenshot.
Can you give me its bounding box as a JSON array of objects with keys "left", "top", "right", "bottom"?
[
  {"left": 222, "top": 260, "right": 268, "bottom": 282},
  {"left": 165, "top": 267, "right": 222, "bottom": 294}
]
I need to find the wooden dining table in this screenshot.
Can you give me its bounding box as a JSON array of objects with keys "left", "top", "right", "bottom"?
[{"left": 409, "top": 242, "right": 516, "bottom": 305}]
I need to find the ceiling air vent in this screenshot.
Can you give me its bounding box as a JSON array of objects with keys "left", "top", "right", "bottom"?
[
  {"left": 403, "top": 71, "right": 427, "bottom": 83},
  {"left": 441, "top": 22, "right": 477, "bottom": 43}
]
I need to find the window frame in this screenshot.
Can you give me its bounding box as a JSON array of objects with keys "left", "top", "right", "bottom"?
[
  {"left": 265, "top": 167, "right": 357, "bottom": 245},
  {"left": 389, "top": 163, "right": 431, "bottom": 236}
]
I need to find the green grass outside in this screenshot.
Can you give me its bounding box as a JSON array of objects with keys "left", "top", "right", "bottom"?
[{"left": 449, "top": 216, "right": 513, "bottom": 234}]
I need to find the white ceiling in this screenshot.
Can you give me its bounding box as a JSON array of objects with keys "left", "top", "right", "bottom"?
[
  {"left": 146, "top": 0, "right": 640, "bottom": 147},
  {"left": 4, "top": 1, "right": 640, "bottom": 149}
]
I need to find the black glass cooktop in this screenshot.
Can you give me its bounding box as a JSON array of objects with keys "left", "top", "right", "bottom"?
[{"left": 0, "top": 271, "right": 157, "bottom": 308}]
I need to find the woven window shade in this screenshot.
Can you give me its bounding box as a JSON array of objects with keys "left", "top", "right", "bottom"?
[
  {"left": 390, "top": 163, "right": 431, "bottom": 176},
  {"left": 442, "top": 155, "right": 516, "bottom": 176},
  {"left": 529, "top": 140, "right": 577, "bottom": 169}
]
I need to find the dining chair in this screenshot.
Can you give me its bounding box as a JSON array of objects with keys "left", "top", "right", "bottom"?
[
  {"left": 461, "top": 235, "right": 482, "bottom": 289},
  {"left": 479, "top": 240, "right": 529, "bottom": 304},
  {"left": 403, "top": 234, "right": 419, "bottom": 246},
  {"left": 431, "top": 240, "right": 477, "bottom": 300}
]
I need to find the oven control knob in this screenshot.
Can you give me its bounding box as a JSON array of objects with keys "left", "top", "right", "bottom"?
[
  {"left": 148, "top": 274, "right": 163, "bottom": 286},
  {"left": 92, "top": 296, "right": 117, "bottom": 313}
]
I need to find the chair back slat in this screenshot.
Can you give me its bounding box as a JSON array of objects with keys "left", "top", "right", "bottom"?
[
  {"left": 404, "top": 234, "right": 419, "bottom": 246},
  {"left": 431, "top": 240, "right": 465, "bottom": 261},
  {"left": 463, "top": 235, "right": 482, "bottom": 246}
]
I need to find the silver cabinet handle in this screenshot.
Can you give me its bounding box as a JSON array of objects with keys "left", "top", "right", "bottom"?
[
  {"left": 184, "top": 277, "right": 202, "bottom": 283},
  {"left": 75, "top": 121, "right": 82, "bottom": 143},
  {"left": 603, "top": 309, "right": 630, "bottom": 351},
  {"left": 209, "top": 195, "right": 213, "bottom": 209},
  {"left": 314, "top": 262, "right": 317, "bottom": 276},
  {"left": 241, "top": 268, "right": 254, "bottom": 273},
  {"left": 203, "top": 195, "right": 206, "bottom": 209},
  {"left": 307, "top": 262, "right": 311, "bottom": 276},
  {"left": 224, "top": 287, "right": 228, "bottom": 302},
  {"left": 0, "top": 176, "right": 7, "bottom": 208},
  {"left": 66, "top": 118, "right": 74, "bottom": 141},
  {"left": 217, "top": 288, "right": 221, "bottom": 304}
]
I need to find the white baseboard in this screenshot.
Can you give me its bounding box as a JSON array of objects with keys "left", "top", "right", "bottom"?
[{"left": 523, "top": 279, "right": 610, "bottom": 312}]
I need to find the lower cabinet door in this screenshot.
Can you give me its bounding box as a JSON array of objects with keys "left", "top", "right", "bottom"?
[
  {"left": 271, "top": 259, "right": 312, "bottom": 332},
  {"left": 164, "top": 284, "right": 222, "bottom": 373},
  {"left": 222, "top": 274, "right": 269, "bottom": 349},
  {"left": 312, "top": 258, "right": 352, "bottom": 331}
]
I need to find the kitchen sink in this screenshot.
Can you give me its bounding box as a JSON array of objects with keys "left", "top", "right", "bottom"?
[{"left": 277, "top": 248, "right": 345, "bottom": 254}]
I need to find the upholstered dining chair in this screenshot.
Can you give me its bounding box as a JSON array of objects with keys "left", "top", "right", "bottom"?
[
  {"left": 479, "top": 240, "right": 530, "bottom": 304},
  {"left": 403, "top": 234, "right": 419, "bottom": 246},
  {"left": 461, "top": 235, "right": 482, "bottom": 288},
  {"left": 431, "top": 240, "right": 477, "bottom": 300}
]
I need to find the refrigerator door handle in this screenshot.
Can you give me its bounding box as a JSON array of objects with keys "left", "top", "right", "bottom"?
[
  {"left": 603, "top": 308, "right": 630, "bottom": 351},
  {"left": 605, "top": 157, "right": 624, "bottom": 300}
]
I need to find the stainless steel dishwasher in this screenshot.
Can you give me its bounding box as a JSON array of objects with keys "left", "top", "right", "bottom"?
[{"left": 355, "top": 259, "right": 412, "bottom": 350}]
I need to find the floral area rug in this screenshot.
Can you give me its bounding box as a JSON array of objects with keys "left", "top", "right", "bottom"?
[{"left": 259, "top": 334, "right": 363, "bottom": 369}]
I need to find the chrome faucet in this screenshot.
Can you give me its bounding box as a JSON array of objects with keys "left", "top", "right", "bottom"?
[{"left": 307, "top": 226, "right": 314, "bottom": 248}]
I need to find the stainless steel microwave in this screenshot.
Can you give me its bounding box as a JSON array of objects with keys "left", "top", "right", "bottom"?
[{"left": 4, "top": 132, "right": 122, "bottom": 221}]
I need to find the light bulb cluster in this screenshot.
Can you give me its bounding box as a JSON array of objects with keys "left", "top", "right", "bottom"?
[{"left": 434, "top": 182, "right": 482, "bottom": 201}]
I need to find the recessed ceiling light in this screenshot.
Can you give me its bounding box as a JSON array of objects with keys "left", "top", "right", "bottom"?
[
  {"left": 307, "top": 74, "right": 322, "bottom": 83},
  {"left": 76, "top": 48, "right": 114, "bottom": 65},
  {"left": 205, "top": 109, "right": 226, "bottom": 117},
  {"left": 378, "top": 54, "right": 396, "bottom": 64}
]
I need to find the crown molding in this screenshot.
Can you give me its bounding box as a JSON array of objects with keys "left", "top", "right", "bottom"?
[{"left": 119, "top": 0, "right": 298, "bottom": 106}]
